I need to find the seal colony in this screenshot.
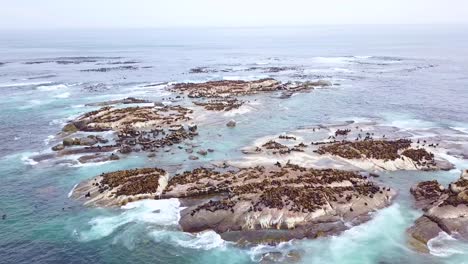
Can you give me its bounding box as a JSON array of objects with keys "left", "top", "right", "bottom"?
[
  {"left": 407, "top": 169, "right": 468, "bottom": 253},
  {"left": 72, "top": 163, "right": 395, "bottom": 243},
  {"left": 237, "top": 121, "right": 455, "bottom": 172},
  {"left": 39, "top": 103, "right": 198, "bottom": 164},
  {"left": 44, "top": 78, "right": 466, "bottom": 249}
]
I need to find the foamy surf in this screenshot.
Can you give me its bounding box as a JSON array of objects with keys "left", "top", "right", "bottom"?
[
  {"left": 53, "top": 92, "right": 70, "bottom": 98},
  {"left": 37, "top": 84, "right": 68, "bottom": 91},
  {"left": 68, "top": 184, "right": 78, "bottom": 198},
  {"left": 428, "top": 232, "right": 467, "bottom": 257},
  {"left": 76, "top": 198, "right": 181, "bottom": 242},
  {"left": 149, "top": 230, "right": 227, "bottom": 251}
]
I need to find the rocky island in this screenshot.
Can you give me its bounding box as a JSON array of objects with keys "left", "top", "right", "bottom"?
[{"left": 72, "top": 163, "right": 395, "bottom": 243}]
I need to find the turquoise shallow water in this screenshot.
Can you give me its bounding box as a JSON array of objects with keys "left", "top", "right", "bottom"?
[{"left": 1, "top": 25, "right": 468, "bottom": 263}]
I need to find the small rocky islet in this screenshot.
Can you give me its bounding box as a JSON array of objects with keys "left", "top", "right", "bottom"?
[
  {"left": 407, "top": 169, "right": 468, "bottom": 253},
  {"left": 40, "top": 77, "right": 467, "bottom": 248},
  {"left": 73, "top": 163, "right": 395, "bottom": 243}
]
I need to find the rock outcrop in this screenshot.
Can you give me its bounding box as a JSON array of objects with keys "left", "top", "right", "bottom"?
[
  {"left": 407, "top": 169, "right": 468, "bottom": 253},
  {"left": 169, "top": 79, "right": 326, "bottom": 98},
  {"left": 73, "top": 163, "right": 395, "bottom": 243},
  {"left": 42, "top": 104, "right": 199, "bottom": 163}
]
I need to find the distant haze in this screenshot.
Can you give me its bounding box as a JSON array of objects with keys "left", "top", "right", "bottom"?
[{"left": 1, "top": 0, "right": 468, "bottom": 29}]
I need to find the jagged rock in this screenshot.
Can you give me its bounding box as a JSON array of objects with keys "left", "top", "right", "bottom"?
[
  {"left": 407, "top": 169, "right": 468, "bottom": 252},
  {"left": 410, "top": 180, "right": 445, "bottom": 209},
  {"left": 51, "top": 144, "right": 64, "bottom": 151},
  {"left": 119, "top": 145, "right": 132, "bottom": 154},
  {"left": 109, "top": 153, "right": 120, "bottom": 160},
  {"left": 226, "top": 120, "right": 236, "bottom": 128},
  {"left": 188, "top": 155, "right": 199, "bottom": 160},
  {"left": 188, "top": 123, "right": 197, "bottom": 132},
  {"left": 197, "top": 149, "right": 208, "bottom": 156},
  {"left": 63, "top": 138, "right": 75, "bottom": 146},
  {"left": 62, "top": 123, "right": 78, "bottom": 133}
]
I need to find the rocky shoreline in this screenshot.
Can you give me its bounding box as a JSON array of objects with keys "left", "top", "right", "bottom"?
[
  {"left": 32, "top": 77, "right": 466, "bottom": 250},
  {"left": 237, "top": 122, "right": 455, "bottom": 172},
  {"left": 407, "top": 169, "right": 468, "bottom": 253},
  {"left": 73, "top": 163, "right": 395, "bottom": 243}
]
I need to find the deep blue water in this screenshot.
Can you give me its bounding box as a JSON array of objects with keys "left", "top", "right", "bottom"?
[{"left": 1, "top": 25, "right": 468, "bottom": 264}]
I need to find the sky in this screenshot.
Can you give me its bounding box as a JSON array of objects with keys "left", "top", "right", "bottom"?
[{"left": 0, "top": 0, "right": 468, "bottom": 29}]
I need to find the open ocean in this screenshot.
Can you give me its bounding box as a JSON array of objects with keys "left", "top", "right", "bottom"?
[{"left": 1, "top": 25, "right": 468, "bottom": 264}]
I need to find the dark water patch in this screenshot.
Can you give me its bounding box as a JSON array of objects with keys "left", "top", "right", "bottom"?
[
  {"left": 27, "top": 74, "right": 57, "bottom": 80},
  {"left": 81, "top": 66, "right": 139, "bottom": 72},
  {"left": 81, "top": 83, "right": 111, "bottom": 92},
  {"left": 101, "top": 61, "right": 140, "bottom": 65},
  {"left": 22, "top": 56, "right": 124, "bottom": 65}
]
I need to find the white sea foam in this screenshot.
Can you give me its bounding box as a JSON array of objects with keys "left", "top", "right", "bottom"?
[
  {"left": 174, "top": 230, "right": 226, "bottom": 250},
  {"left": 0, "top": 81, "right": 52, "bottom": 88},
  {"left": 21, "top": 154, "right": 38, "bottom": 166},
  {"left": 312, "top": 57, "right": 354, "bottom": 64},
  {"left": 222, "top": 75, "right": 269, "bottom": 81},
  {"left": 223, "top": 105, "right": 252, "bottom": 117},
  {"left": 428, "top": 232, "right": 466, "bottom": 257},
  {"left": 68, "top": 184, "right": 78, "bottom": 198},
  {"left": 299, "top": 204, "right": 408, "bottom": 263},
  {"left": 43, "top": 135, "right": 55, "bottom": 145},
  {"left": 37, "top": 84, "right": 67, "bottom": 91},
  {"left": 77, "top": 199, "right": 181, "bottom": 242},
  {"left": 248, "top": 241, "right": 295, "bottom": 262},
  {"left": 53, "top": 92, "right": 70, "bottom": 98}
]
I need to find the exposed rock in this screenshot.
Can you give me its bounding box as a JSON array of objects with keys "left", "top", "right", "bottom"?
[
  {"left": 51, "top": 144, "right": 64, "bottom": 151},
  {"left": 71, "top": 168, "right": 168, "bottom": 207},
  {"left": 410, "top": 180, "right": 445, "bottom": 209},
  {"left": 109, "top": 153, "right": 120, "bottom": 160},
  {"left": 226, "top": 120, "right": 236, "bottom": 128},
  {"left": 194, "top": 98, "right": 244, "bottom": 111},
  {"left": 77, "top": 154, "right": 114, "bottom": 164},
  {"left": 188, "top": 123, "right": 197, "bottom": 132},
  {"left": 169, "top": 79, "right": 322, "bottom": 99},
  {"left": 407, "top": 170, "right": 468, "bottom": 252},
  {"left": 119, "top": 145, "right": 132, "bottom": 154},
  {"left": 73, "top": 164, "right": 395, "bottom": 243},
  {"left": 197, "top": 149, "right": 208, "bottom": 156},
  {"left": 85, "top": 97, "right": 151, "bottom": 107},
  {"left": 189, "top": 155, "right": 199, "bottom": 160},
  {"left": 62, "top": 123, "right": 78, "bottom": 133}
]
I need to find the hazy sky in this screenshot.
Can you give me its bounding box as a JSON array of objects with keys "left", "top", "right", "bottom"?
[{"left": 1, "top": 0, "right": 468, "bottom": 29}]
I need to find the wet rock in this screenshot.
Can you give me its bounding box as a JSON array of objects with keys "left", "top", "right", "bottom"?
[
  {"left": 226, "top": 120, "right": 236, "bottom": 128},
  {"left": 85, "top": 97, "right": 151, "bottom": 107},
  {"left": 309, "top": 80, "right": 332, "bottom": 87},
  {"left": 188, "top": 155, "right": 199, "bottom": 160},
  {"left": 407, "top": 169, "right": 468, "bottom": 252},
  {"left": 62, "top": 123, "right": 78, "bottom": 133},
  {"left": 188, "top": 123, "right": 197, "bottom": 132},
  {"left": 197, "top": 149, "right": 208, "bottom": 156},
  {"left": 109, "top": 153, "right": 120, "bottom": 160},
  {"left": 51, "top": 144, "right": 64, "bottom": 151},
  {"left": 119, "top": 145, "right": 132, "bottom": 154}
]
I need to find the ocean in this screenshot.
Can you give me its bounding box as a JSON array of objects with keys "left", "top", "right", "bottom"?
[{"left": 1, "top": 25, "right": 468, "bottom": 263}]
